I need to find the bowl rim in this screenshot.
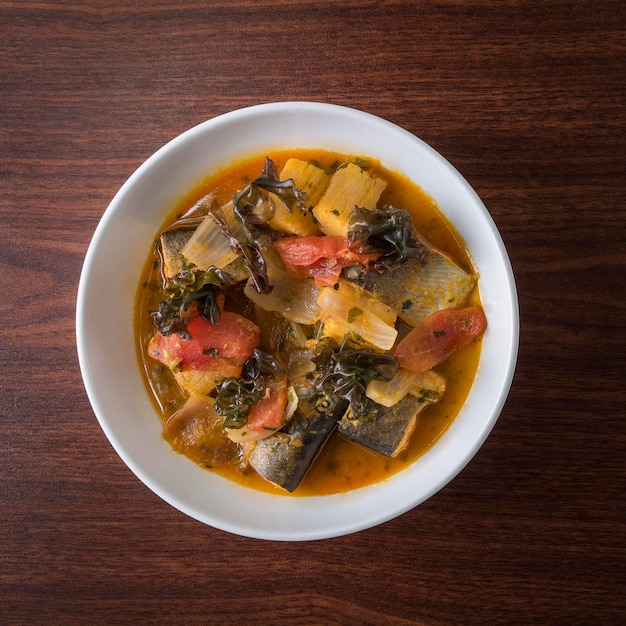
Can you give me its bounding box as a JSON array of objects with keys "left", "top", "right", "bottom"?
[{"left": 76, "top": 101, "right": 519, "bottom": 541}]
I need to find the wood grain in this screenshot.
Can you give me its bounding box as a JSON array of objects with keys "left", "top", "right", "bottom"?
[{"left": 1, "top": 1, "right": 624, "bottom": 623}]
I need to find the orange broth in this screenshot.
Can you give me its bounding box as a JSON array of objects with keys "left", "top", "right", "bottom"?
[{"left": 136, "top": 149, "right": 483, "bottom": 496}]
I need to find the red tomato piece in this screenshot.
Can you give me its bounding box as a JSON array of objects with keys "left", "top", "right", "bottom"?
[
  {"left": 148, "top": 312, "right": 260, "bottom": 371},
  {"left": 245, "top": 376, "right": 288, "bottom": 434},
  {"left": 274, "top": 236, "right": 377, "bottom": 286},
  {"left": 394, "top": 307, "right": 487, "bottom": 373},
  {"left": 274, "top": 235, "right": 348, "bottom": 266}
]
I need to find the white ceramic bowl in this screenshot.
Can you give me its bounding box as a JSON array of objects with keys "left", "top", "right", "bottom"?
[{"left": 76, "top": 102, "right": 518, "bottom": 541}]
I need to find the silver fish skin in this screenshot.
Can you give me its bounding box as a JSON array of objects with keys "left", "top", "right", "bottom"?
[
  {"left": 337, "top": 394, "right": 431, "bottom": 458},
  {"left": 159, "top": 227, "right": 248, "bottom": 282},
  {"left": 248, "top": 390, "right": 348, "bottom": 493},
  {"left": 343, "top": 243, "right": 476, "bottom": 326},
  {"left": 159, "top": 228, "right": 194, "bottom": 279}
]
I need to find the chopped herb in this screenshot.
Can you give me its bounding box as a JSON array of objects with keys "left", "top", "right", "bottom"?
[
  {"left": 401, "top": 299, "right": 413, "bottom": 310},
  {"left": 347, "top": 306, "right": 363, "bottom": 323},
  {"left": 417, "top": 388, "right": 441, "bottom": 401},
  {"left": 331, "top": 209, "right": 340, "bottom": 216},
  {"left": 433, "top": 330, "right": 446, "bottom": 338}
]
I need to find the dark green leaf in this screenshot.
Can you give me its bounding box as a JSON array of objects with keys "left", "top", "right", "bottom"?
[
  {"left": 214, "top": 348, "right": 284, "bottom": 427},
  {"left": 150, "top": 267, "right": 232, "bottom": 337},
  {"left": 214, "top": 377, "right": 265, "bottom": 428},
  {"left": 348, "top": 205, "right": 428, "bottom": 270},
  {"left": 313, "top": 339, "right": 399, "bottom": 420}
]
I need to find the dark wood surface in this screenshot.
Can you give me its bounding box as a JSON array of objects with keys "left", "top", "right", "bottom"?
[{"left": 2, "top": 1, "right": 624, "bottom": 623}]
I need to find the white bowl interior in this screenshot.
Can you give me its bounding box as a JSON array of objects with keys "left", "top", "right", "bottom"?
[{"left": 76, "top": 102, "right": 518, "bottom": 540}]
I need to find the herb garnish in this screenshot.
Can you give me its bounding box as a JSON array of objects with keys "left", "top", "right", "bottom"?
[{"left": 347, "top": 306, "right": 363, "bottom": 323}]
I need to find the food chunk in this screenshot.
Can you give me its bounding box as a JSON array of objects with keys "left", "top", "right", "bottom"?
[
  {"left": 268, "top": 159, "right": 329, "bottom": 236},
  {"left": 159, "top": 229, "right": 195, "bottom": 279},
  {"left": 337, "top": 394, "right": 427, "bottom": 458},
  {"left": 343, "top": 243, "right": 476, "bottom": 326},
  {"left": 248, "top": 387, "right": 347, "bottom": 492},
  {"left": 163, "top": 395, "right": 241, "bottom": 467},
  {"left": 395, "top": 307, "right": 487, "bottom": 373},
  {"left": 273, "top": 235, "right": 375, "bottom": 286},
  {"left": 148, "top": 313, "right": 260, "bottom": 371},
  {"left": 313, "top": 163, "right": 387, "bottom": 237},
  {"left": 173, "top": 366, "right": 242, "bottom": 396},
  {"left": 226, "top": 377, "right": 291, "bottom": 443},
  {"left": 181, "top": 201, "right": 245, "bottom": 271}
]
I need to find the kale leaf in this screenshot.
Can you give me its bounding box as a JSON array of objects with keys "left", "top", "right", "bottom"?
[
  {"left": 232, "top": 157, "right": 307, "bottom": 229},
  {"left": 348, "top": 205, "right": 428, "bottom": 271},
  {"left": 214, "top": 349, "right": 285, "bottom": 428},
  {"left": 224, "top": 158, "right": 308, "bottom": 294},
  {"left": 150, "top": 267, "right": 233, "bottom": 338},
  {"left": 312, "top": 338, "right": 399, "bottom": 420}
]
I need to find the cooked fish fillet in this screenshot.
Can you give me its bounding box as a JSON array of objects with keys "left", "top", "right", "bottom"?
[
  {"left": 248, "top": 392, "right": 348, "bottom": 493},
  {"left": 343, "top": 243, "right": 476, "bottom": 326},
  {"left": 337, "top": 394, "right": 430, "bottom": 458},
  {"left": 159, "top": 228, "right": 195, "bottom": 279}
]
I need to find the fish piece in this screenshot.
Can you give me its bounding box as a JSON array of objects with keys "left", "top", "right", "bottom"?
[
  {"left": 248, "top": 387, "right": 348, "bottom": 492},
  {"left": 337, "top": 394, "right": 431, "bottom": 458},
  {"left": 159, "top": 224, "right": 248, "bottom": 283},
  {"left": 159, "top": 228, "right": 194, "bottom": 279},
  {"left": 343, "top": 243, "right": 476, "bottom": 326}
]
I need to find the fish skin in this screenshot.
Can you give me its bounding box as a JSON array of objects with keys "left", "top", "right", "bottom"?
[
  {"left": 160, "top": 226, "right": 249, "bottom": 282},
  {"left": 248, "top": 390, "right": 348, "bottom": 493},
  {"left": 343, "top": 244, "right": 476, "bottom": 326},
  {"left": 159, "top": 229, "right": 195, "bottom": 278},
  {"left": 337, "top": 394, "right": 431, "bottom": 458}
]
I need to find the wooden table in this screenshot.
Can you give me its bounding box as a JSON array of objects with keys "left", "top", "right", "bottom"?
[{"left": 2, "top": 1, "right": 624, "bottom": 623}]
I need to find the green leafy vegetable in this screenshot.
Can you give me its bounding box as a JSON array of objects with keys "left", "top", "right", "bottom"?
[
  {"left": 347, "top": 306, "right": 363, "bottom": 323},
  {"left": 348, "top": 205, "right": 428, "bottom": 270},
  {"left": 232, "top": 157, "right": 306, "bottom": 228},
  {"left": 206, "top": 202, "right": 273, "bottom": 295},
  {"left": 214, "top": 377, "right": 265, "bottom": 429},
  {"left": 208, "top": 158, "right": 308, "bottom": 295},
  {"left": 214, "top": 349, "right": 285, "bottom": 428},
  {"left": 151, "top": 267, "right": 233, "bottom": 338},
  {"left": 312, "top": 338, "right": 399, "bottom": 420}
]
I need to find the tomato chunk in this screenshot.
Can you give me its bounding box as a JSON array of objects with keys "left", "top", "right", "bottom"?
[
  {"left": 148, "top": 312, "right": 260, "bottom": 371},
  {"left": 246, "top": 376, "right": 288, "bottom": 434},
  {"left": 394, "top": 307, "right": 487, "bottom": 373},
  {"left": 274, "top": 235, "right": 376, "bottom": 286}
]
